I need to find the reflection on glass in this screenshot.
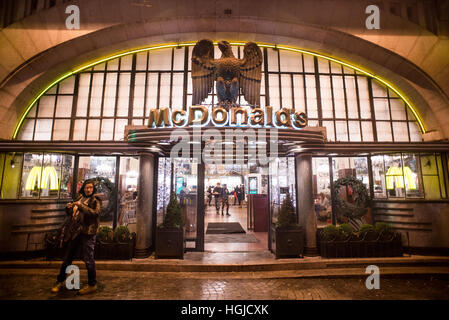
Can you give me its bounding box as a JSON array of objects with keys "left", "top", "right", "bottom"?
[
  {"left": 1, "top": 153, "right": 23, "bottom": 199},
  {"left": 371, "top": 155, "right": 386, "bottom": 198},
  {"left": 118, "top": 157, "right": 139, "bottom": 233},
  {"left": 21, "top": 153, "right": 43, "bottom": 198},
  {"left": 312, "top": 157, "right": 332, "bottom": 227}
]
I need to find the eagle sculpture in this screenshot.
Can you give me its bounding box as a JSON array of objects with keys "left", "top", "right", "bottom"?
[{"left": 191, "top": 40, "right": 263, "bottom": 108}]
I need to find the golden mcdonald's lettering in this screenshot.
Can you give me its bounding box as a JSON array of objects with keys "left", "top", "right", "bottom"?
[{"left": 147, "top": 106, "right": 308, "bottom": 129}]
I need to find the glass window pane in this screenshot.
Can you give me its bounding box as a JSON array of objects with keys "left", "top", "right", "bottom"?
[
  {"left": 146, "top": 73, "right": 158, "bottom": 112},
  {"left": 409, "top": 122, "right": 422, "bottom": 142},
  {"left": 136, "top": 52, "right": 148, "bottom": 70},
  {"left": 100, "top": 119, "right": 114, "bottom": 141},
  {"left": 361, "top": 121, "right": 374, "bottom": 141},
  {"left": 117, "top": 73, "right": 130, "bottom": 117},
  {"left": 348, "top": 121, "right": 361, "bottom": 142},
  {"left": 357, "top": 77, "right": 371, "bottom": 119},
  {"left": 103, "top": 73, "right": 117, "bottom": 117},
  {"left": 293, "top": 75, "right": 305, "bottom": 113},
  {"left": 332, "top": 76, "right": 345, "bottom": 118},
  {"left": 107, "top": 58, "right": 119, "bottom": 70},
  {"left": 372, "top": 80, "right": 388, "bottom": 97},
  {"left": 320, "top": 75, "right": 333, "bottom": 118},
  {"left": 0, "top": 154, "right": 4, "bottom": 192},
  {"left": 53, "top": 119, "right": 71, "bottom": 140},
  {"left": 17, "top": 119, "right": 35, "bottom": 141},
  {"left": 20, "top": 153, "right": 43, "bottom": 198},
  {"left": 392, "top": 122, "right": 409, "bottom": 142},
  {"left": 317, "top": 58, "right": 329, "bottom": 73},
  {"left": 55, "top": 96, "right": 73, "bottom": 118},
  {"left": 376, "top": 121, "right": 392, "bottom": 141},
  {"left": 40, "top": 154, "right": 62, "bottom": 198},
  {"left": 159, "top": 73, "right": 171, "bottom": 108},
  {"left": 118, "top": 156, "right": 139, "bottom": 228},
  {"left": 172, "top": 73, "right": 184, "bottom": 110},
  {"left": 305, "top": 75, "right": 317, "bottom": 117},
  {"left": 323, "top": 121, "right": 335, "bottom": 141},
  {"left": 372, "top": 155, "right": 386, "bottom": 198},
  {"left": 281, "top": 74, "right": 292, "bottom": 108},
  {"left": 279, "top": 50, "right": 302, "bottom": 72},
  {"left": 384, "top": 154, "right": 404, "bottom": 198},
  {"left": 374, "top": 98, "right": 390, "bottom": 120},
  {"left": 93, "top": 63, "right": 105, "bottom": 71},
  {"left": 35, "top": 119, "right": 53, "bottom": 140},
  {"left": 345, "top": 76, "right": 358, "bottom": 118},
  {"left": 335, "top": 121, "right": 348, "bottom": 142},
  {"left": 269, "top": 74, "right": 280, "bottom": 110},
  {"left": 120, "top": 55, "right": 133, "bottom": 70},
  {"left": 38, "top": 96, "right": 55, "bottom": 117},
  {"left": 133, "top": 73, "right": 146, "bottom": 117},
  {"left": 76, "top": 74, "right": 91, "bottom": 117},
  {"left": 60, "top": 155, "right": 75, "bottom": 199},
  {"left": 267, "top": 49, "right": 279, "bottom": 71},
  {"left": 390, "top": 99, "right": 406, "bottom": 120},
  {"left": 86, "top": 119, "right": 100, "bottom": 141},
  {"left": 173, "top": 47, "right": 185, "bottom": 70},
  {"left": 330, "top": 61, "right": 342, "bottom": 74},
  {"left": 89, "top": 73, "right": 104, "bottom": 117},
  {"left": 1, "top": 153, "right": 23, "bottom": 199},
  {"left": 402, "top": 153, "right": 423, "bottom": 198},
  {"left": 114, "top": 119, "right": 128, "bottom": 141},
  {"left": 437, "top": 154, "right": 447, "bottom": 198},
  {"left": 59, "top": 76, "right": 75, "bottom": 94},
  {"left": 149, "top": 48, "right": 172, "bottom": 70},
  {"left": 73, "top": 119, "right": 87, "bottom": 140},
  {"left": 303, "top": 54, "right": 315, "bottom": 72}
]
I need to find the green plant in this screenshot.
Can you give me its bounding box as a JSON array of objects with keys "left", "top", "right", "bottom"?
[
  {"left": 321, "top": 224, "right": 338, "bottom": 241},
  {"left": 337, "top": 223, "right": 354, "bottom": 240},
  {"left": 375, "top": 222, "right": 393, "bottom": 235},
  {"left": 114, "top": 225, "right": 131, "bottom": 242},
  {"left": 359, "top": 224, "right": 378, "bottom": 241},
  {"left": 97, "top": 226, "right": 114, "bottom": 242},
  {"left": 276, "top": 193, "right": 297, "bottom": 228},
  {"left": 162, "top": 192, "right": 183, "bottom": 228}
]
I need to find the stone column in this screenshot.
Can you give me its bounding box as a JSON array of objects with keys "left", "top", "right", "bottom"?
[
  {"left": 295, "top": 153, "right": 318, "bottom": 256},
  {"left": 135, "top": 151, "right": 155, "bottom": 258}
]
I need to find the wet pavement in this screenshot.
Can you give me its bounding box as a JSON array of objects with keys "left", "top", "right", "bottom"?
[{"left": 1, "top": 268, "right": 449, "bottom": 300}]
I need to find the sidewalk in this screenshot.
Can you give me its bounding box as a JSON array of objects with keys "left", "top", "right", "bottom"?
[{"left": 1, "top": 251, "right": 449, "bottom": 279}]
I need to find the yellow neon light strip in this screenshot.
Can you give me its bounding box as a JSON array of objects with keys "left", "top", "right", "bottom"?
[
  {"left": 25, "top": 166, "right": 42, "bottom": 190},
  {"left": 13, "top": 41, "right": 426, "bottom": 138},
  {"left": 25, "top": 166, "right": 59, "bottom": 190}
]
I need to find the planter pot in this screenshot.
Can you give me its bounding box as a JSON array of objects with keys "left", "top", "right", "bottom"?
[
  {"left": 155, "top": 227, "right": 184, "bottom": 259},
  {"left": 273, "top": 226, "right": 304, "bottom": 259},
  {"left": 335, "top": 238, "right": 351, "bottom": 258},
  {"left": 95, "top": 241, "right": 115, "bottom": 260}
]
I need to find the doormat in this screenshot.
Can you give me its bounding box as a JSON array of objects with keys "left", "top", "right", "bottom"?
[
  {"left": 205, "top": 233, "right": 260, "bottom": 243},
  {"left": 206, "top": 222, "right": 246, "bottom": 234}
]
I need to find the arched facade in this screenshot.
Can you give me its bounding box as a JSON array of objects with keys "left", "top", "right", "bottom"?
[{"left": 1, "top": 0, "right": 449, "bottom": 258}]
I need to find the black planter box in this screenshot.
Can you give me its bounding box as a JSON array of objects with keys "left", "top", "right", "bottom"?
[
  {"left": 319, "top": 234, "right": 403, "bottom": 258},
  {"left": 155, "top": 227, "right": 184, "bottom": 259},
  {"left": 272, "top": 226, "right": 304, "bottom": 259}
]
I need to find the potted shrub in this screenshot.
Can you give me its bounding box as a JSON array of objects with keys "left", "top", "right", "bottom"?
[
  {"left": 95, "top": 226, "right": 114, "bottom": 260},
  {"left": 335, "top": 224, "right": 353, "bottom": 258},
  {"left": 319, "top": 224, "right": 338, "bottom": 258},
  {"left": 113, "top": 226, "right": 136, "bottom": 260},
  {"left": 155, "top": 192, "right": 184, "bottom": 259},
  {"left": 272, "top": 193, "right": 304, "bottom": 258},
  {"left": 375, "top": 222, "right": 403, "bottom": 257},
  {"left": 359, "top": 224, "right": 379, "bottom": 257}
]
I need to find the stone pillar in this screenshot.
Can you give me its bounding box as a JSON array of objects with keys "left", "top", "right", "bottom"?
[
  {"left": 295, "top": 153, "right": 319, "bottom": 256},
  {"left": 135, "top": 151, "right": 155, "bottom": 258}
]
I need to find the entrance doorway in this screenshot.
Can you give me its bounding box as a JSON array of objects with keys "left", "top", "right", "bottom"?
[{"left": 204, "top": 164, "right": 268, "bottom": 252}]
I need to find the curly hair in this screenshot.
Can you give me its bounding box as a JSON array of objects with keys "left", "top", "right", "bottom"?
[{"left": 79, "top": 179, "right": 97, "bottom": 197}]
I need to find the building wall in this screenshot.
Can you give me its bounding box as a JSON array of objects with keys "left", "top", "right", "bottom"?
[{"left": 373, "top": 200, "right": 449, "bottom": 253}]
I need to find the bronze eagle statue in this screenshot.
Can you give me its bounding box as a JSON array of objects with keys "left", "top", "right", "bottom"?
[{"left": 191, "top": 40, "right": 263, "bottom": 108}]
